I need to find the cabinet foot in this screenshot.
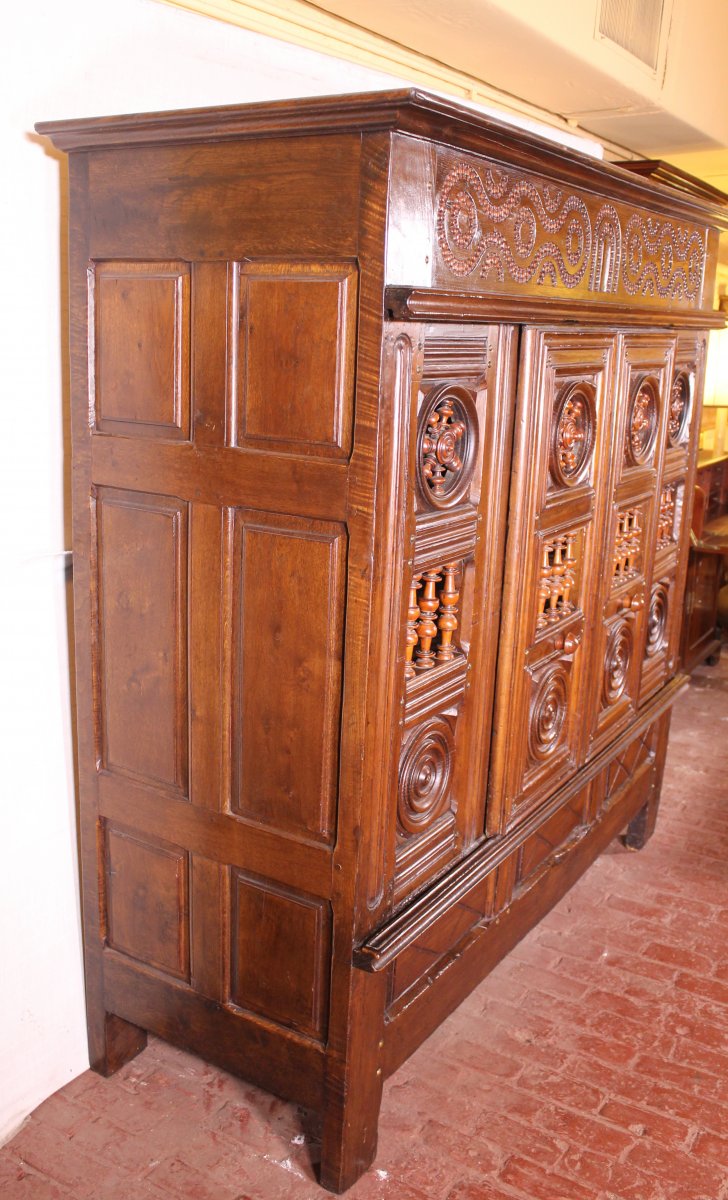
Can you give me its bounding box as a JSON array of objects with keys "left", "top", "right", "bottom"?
[
  {"left": 89, "top": 1012, "right": 147, "bottom": 1077},
  {"left": 623, "top": 794, "right": 660, "bottom": 851},
  {"left": 319, "top": 970, "right": 386, "bottom": 1193}
]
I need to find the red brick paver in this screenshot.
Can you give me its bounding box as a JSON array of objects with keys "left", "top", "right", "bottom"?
[{"left": 2, "top": 655, "right": 727, "bottom": 1198}]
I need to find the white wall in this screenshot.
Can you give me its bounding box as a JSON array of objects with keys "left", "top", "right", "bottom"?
[
  {"left": 0, "top": 0, "right": 408, "bottom": 1145},
  {"left": 1, "top": 0, "right": 602, "bottom": 1145}
]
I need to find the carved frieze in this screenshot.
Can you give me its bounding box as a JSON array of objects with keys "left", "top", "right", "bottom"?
[{"left": 434, "top": 155, "right": 706, "bottom": 309}]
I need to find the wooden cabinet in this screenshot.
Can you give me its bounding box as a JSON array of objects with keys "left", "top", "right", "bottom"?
[{"left": 37, "top": 90, "right": 727, "bottom": 1193}]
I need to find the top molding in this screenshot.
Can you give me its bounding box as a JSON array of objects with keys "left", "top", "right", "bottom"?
[{"left": 36, "top": 88, "right": 728, "bottom": 231}]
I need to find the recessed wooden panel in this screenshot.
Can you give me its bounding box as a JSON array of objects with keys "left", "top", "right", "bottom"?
[
  {"left": 230, "top": 509, "right": 345, "bottom": 841},
  {"left": 105, "top": 824, "right": 189, "bottom": 979},
  {"left": 234, "top": 261, "right": 357, "bottom": 458},
  {"left": 92, "top": 261, "right": 190, "bottom": 439},
  {"left": 517, "top": 790, "right": 587, "bottom": 884},
  {"left": 229, "top": 870, "right": 331, "bottom": 1040},
  {"left": 96, "top": 489, "right": 188, "bottom": 792}
]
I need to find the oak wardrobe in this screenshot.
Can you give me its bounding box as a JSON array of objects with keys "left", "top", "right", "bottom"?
[{"left": 37, "top": 89, "right": 727, "bottom": 1192}]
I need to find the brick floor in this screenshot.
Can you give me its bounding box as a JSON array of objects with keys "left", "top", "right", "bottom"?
[{"left": 2, "top": 654, "right": 727, "bottom": 1199}]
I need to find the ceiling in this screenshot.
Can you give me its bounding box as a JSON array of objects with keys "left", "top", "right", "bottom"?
[{"left": 312, "top": 0, "right": 728, "bottom": 192}]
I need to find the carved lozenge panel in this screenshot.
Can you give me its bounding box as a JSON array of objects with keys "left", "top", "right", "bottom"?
[{"left": 431, "top": 150, "right": 707, "bottom": 308}]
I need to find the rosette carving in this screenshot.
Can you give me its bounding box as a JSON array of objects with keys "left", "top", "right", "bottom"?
[
  {"left": 625, "top": 377, "right": 659, "bottom": 467},
  {"left": 603, "top": 620, "right": 633, "bottom": 706},
  {"left": 550, "top": 382, "right": 596, "bottom": 488},
  {"left": 645, "top": 585, "right": 669, "bottom": 658},
  {"left": 417, "top": 384, "right": 478, "bottom": 509},
  {"left": 528, "top": 666, "right": 568, "bottom": 763},
  {"left": 397, "top": 716, "right": 455, "bottom": 836},
  {"left": 668, "top": 370, "right": 691, "bottom": 446}
]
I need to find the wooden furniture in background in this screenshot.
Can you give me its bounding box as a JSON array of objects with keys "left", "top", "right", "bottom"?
[
  {"left": 681, "top": 452, "right": 728, "bottom": 670},
  {"left": 36, "top": 90, "right": 728, "bottom": 1192}
]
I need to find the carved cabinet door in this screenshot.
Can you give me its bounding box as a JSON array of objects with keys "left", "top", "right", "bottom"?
[
  {"left": 587, "top": 334, "right": 676, "bottom": 755},
  {"left": 488, "top": 329, "right": 618, "bottom": 834},
  {"left": 639, "top": 336, "right": 705, "bottom": 701},
  {"left": 383, "top": 322, "right": 518, "bottom": 908}
]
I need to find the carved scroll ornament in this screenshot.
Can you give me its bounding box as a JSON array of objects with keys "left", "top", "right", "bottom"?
[{"left": 435, "top": 159, "right": 706, "bottom": 307}]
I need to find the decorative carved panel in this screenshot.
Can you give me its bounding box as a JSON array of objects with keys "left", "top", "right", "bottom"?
[
  {"left": 528, "top": 664, "right": 569, "bottom": 764},
  {"left": 432, "top": 153, "right": 707, "bottom": 308},
  {"left": 536, "top": 532, "right": 578, "bottom": 631},
  {"left": 397, "top": 715, "right": 455, "bottom": 837},
  {"left": 625, "top": 376, "right": 660, "bottom": 467},
  {"left": 416, "top": 385, "right": 478, "bottom": 509},
  {"left": 645, "top": 584, "right": 669, "bottom": 659},
  {"left": 549, "top": 382, "right": 596, "bottom": 489},
  {"left": 622, "top": 215, "right": 704, "bottom": 302},
  {"left": 656, "top": 485, "right": 677, "bottom": 549},
  {"left": 405, "top": 562, "right": 463, "bottom": 678},
  {"left": 613, "top": 508, "right": 643, "bottom": 584},
  {"left": 668, "top": 369, "right": 692, "bottom": 447},
  {"left": 603, "top": 619, "right": 634, "bottom": 707}
]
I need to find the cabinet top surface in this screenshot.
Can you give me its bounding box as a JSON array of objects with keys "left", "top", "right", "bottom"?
[{"left": 36, "top": 87, "right": 728, "bottom": 229}]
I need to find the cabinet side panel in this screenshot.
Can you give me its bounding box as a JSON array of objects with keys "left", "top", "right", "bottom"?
[
  {"left": 230, "top": 509, "right": 346, "bottom": 842},
  {"left": 230, "top": 870, "right": 332, "bottom": 1041},
  {"left": 96, "top": 488, "right": 189, "bottom": 794},
  {"left": 92, "top": 261, "right": 190, "bottom": 440},
  {"left": 235, "top": 261, "right": 357, "bottom": 459},
  {"left": 105, "top": 825, "right": 190, "bottom": 981}
]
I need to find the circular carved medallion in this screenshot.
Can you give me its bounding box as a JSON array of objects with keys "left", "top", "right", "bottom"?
[
  {"left": 528, "top": 666, "right": 568, "bottom": 763},
  {"left": 668, "top": 370, "right": 691, "bottom": 447},
  {"left": 645, "top": 584, "right": 669, "bottom": 658},
  {"left": 397, "top": 716, "right": 454, "bottom": 836},
  {"left": 603, "top": 620, "right": 633, "bottom": 706},
  {"left": 550, "top": 382, "right": 596, "bottom": 488},
  {"left": 625, "top": 376, "right": 659, "bottom": 467},
  {"left": 416, "top": 384, "right": 478, "bottom": 509}
]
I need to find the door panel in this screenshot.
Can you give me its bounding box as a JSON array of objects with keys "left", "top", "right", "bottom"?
[
  {"left": 489, "top": 330, "right": 617, "bottom": 833},
  {"left": 386, "top": 323, "right": 517, "bottom": 904},
  {"left": 588, "top": 334, "right": 675, "bottom": 753}
]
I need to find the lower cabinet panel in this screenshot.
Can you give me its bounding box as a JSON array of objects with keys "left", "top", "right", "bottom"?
[{"left": 373, "top": 709, "right": 669, "bottom": 1075}]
